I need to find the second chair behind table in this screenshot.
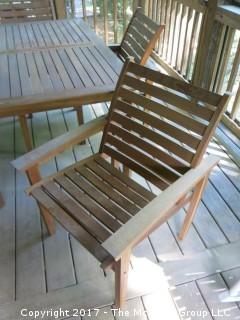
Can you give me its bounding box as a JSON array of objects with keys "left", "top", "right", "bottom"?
[{"left": 75, "top": 8, "right": 164, "bottom": 128}]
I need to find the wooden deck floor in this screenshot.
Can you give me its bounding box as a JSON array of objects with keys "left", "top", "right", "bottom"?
[{"left": 0, "top": 104, "right": 240, "bottom": 319}]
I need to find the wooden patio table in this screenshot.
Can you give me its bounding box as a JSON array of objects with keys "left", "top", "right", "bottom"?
[{"left": 0, "top": 18, "right": 123, "bottom": 150}]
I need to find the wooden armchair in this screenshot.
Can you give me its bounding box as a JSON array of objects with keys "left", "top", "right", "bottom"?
[
  {"left": 110, "top": 8, "right": 164, "bottom": 65},
  {"left": 0, "top": 0, "right": 56, "bottom": 23},
  {"left": 12, "top": 60, "right": 229, "bottom": 308}
]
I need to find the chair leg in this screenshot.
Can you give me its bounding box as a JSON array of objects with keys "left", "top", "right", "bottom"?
[
  {"left": 75, "top": 106, "right": 85, "bottom": 145},
  {"left": 178, "top": 174, "right": 209, "bottom": 240},
  {"left": 111, "top": 158, "right": 120, "bottom": 169},
  {"left": 19, "top": 115, "right": 33, "bottom": 151},
  {"left": 123, "top": 166, "right": 131, "bottom": 177},
  {"left": 0, "top": 192, "right": 4, "bottom": 208},
  {"left": 114, "top": 249, "right": 131, "bottom": 309},
  {"left": 26, "top": 166, "right": 55, "bottom": 236}
]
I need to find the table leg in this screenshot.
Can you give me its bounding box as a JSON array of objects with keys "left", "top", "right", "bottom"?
[
  {"left": 0, "top": 193, "right": 4, "bottom": 208},
  {"left": 18, "top": 115, "right": 33, "bottom": 151},
  {"left": 75, "top": 106, "right": 86, "bottom": 145}
]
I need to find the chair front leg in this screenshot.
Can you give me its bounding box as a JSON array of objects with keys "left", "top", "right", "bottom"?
[
  {"left": 114, "top": 249, "right": 131, "bottom": 309},
  {"left": 26, "top": 165, "right": 55, "bottom": 235},
  {"left": 178, "top": 173, "right": 209, "bottom": 240}
]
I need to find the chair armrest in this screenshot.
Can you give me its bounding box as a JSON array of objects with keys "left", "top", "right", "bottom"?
[
  {"left": 102, "top": 155, "right": 219, "bottom": 261},
  {"left": 12, "top": 115, "right": 107, "bottom": 172},
  {"left": 109, "top": 44, "right": 121, "bottom": 53}
]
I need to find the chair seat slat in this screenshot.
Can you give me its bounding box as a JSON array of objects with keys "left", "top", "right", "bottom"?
[
  {"left": 102, "top": 145, "right": 169, "bottom": 190},
  {"left": 54, "top": 175, "right": 121, "bottom": 232},
  {"left": 43, "top": 181, "right": 111, "bottom": 242},
  {"left": 95, "top": 155, "right": 155, "bottom": 201},
  {"left": 65, "top": 169, "right": 131, "bottom": 224},
  {"left": 76, "top": 165, "right": 139, "bottom": 216},
  {"left": 31, "top": 188, "right": 110, "bottom": 263},
  {"left": 85, "top": 160, "right": 149, "bottom": 208}
]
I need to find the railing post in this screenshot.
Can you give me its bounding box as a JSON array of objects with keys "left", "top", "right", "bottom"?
[
  {"left": 192, "top": 0, "right": 219, "bottom": 89},
  {"left": 230, "top": 83, "right": 240, "bottom": 120},
  {"left": 139, "top": 0, "right": 148, "bottom": 15},
  {"left": 54, "top": 0, "right": 67, "bottom": 19}
]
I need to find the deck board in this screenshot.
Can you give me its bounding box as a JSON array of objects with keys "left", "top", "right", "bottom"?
[
  {"left": 31, "top": 111, "right": 76, "bottom": 292},
  {"left": 0, "top": 104, "right": 240, "bottom": 317},
  {"left": 0, "top": 117, "right": 15, "bottom": 304},
  {"left": 197, "top": 274, "right": 240, "bottom": 319},
  {"left": 15, "top": 118, "right": 46, "bottom": 299},
  {"left": 172, "top": 281, "right": 213, "bottom": 320}
]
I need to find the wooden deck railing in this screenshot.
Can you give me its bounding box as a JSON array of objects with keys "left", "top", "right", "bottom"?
[
  {"left": 55, "top": 0, "right": 239, "bottom": 135},
  {"left": 148, "top": 0, "right": 205, "bottom": 82},
  {"left": 63, "top": 0, "right": 143, "bottom": 43},
  {"left": 145, "top": 1, "right": 240, "bottom": 135}
]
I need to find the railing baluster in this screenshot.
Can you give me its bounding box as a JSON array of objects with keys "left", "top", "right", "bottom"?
[
  {"left": 180, "top": 7, "right": 194, "bottom": 76},
  {"left": 92, "top": 0, "right": 97, "bottom": 32},
  {"left": 114, "top": 0, "right": 118, "bottom": 43},
  {"left": 103, "top": 0, "right": 108, "bottom": 43},
  {"left": 176, "top": 4, "right": 188, "bottom": 71},
  {"left": 230, "top": 84, "right": 240, "bottom": 120},
  {"left": 164, "top": 0, "right": 174, "bottom": 61},
  {"left": 208, "top": 24, "right": 227, "bottom": 91},
  {"left": 227, "top": 37, "right": 240, "bottom": 93},
  {"left": 148, "top": 0, "right": 153, "bottom": 18},
  {"left": 185, "top": 11, "right": 201, "bottom": 80},
  {"left": 172, "top": 2, "right": 182, "bottom": 67},
  {"left": 71, "top": 0, "right": 76, "bottom": 17},
  {"left": 82, "top": 0, "right": 87, "bottom": 21},
  {"left": 158, "top": 0, "right": 166, "bottom": 55},
  {"left": 162, "top": 0, "right": 172, "bottom": 59},
  {"left": 167, "top": 0, "right": 176, "bottom": 62},
  {"left": 123, "top": 0, "right": 127, "bottom": 33},
  {"left": 215, "top": 28, "right": 235, "bottom": 94}
]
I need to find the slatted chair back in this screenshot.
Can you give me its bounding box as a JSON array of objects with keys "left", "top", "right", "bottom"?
[
  {"left": 100, "top": 61, "right": 228, "bottom": 190},
  {"left": 119, "top": 8, "right": 164, "bottom": 65},
  {"left": 0, "top": 0, "right": 56, "bottom": 23}
]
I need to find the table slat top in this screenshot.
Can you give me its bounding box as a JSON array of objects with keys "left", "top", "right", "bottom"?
[{"left": 0, "top": 18, "right": 123, "bottom": 116}]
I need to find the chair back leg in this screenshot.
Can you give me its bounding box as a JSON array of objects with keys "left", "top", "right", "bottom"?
[
  {"left": 75, "top": 106, "right": 86, "bottom": 145},
  {"left": 114, "top": 249, "right": 131, "bottom": 308},
  {"left": 178, "top": 174, "right": 209, "bottom": 240}
]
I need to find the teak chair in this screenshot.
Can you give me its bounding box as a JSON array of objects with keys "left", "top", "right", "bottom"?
[
  {"left": 12, "top": 60, "right": 229, "bottom": 308},
  {"left": 111, "top": 8, "right": 164, "bottom": 65},
  {"left": 75, "top": 8, "right": 164, "bottom": 127},
  {"left": 0, "top": 0, "right": 56, "bottom": 23}
]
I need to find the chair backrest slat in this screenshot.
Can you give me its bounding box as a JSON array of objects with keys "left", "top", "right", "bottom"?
[
  {"left": 120, "top": 8, "right": 164, "bottom": 65},
  {"left": 100, "top": 61, "right": 229, "bottom": 189},
  {"left": 0, "top": 0, "right": 55, "bottom": 23}
]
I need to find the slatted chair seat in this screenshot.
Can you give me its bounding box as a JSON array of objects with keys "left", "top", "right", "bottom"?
[
  {"left": 12, "top": 60, "right": 229, "bottom": 308},
  {"left": 0, "top": 0, "right": 56, "bottom": 23},
  {"left": 30, "top": 154, "right": 156, "bottom": 263}
]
